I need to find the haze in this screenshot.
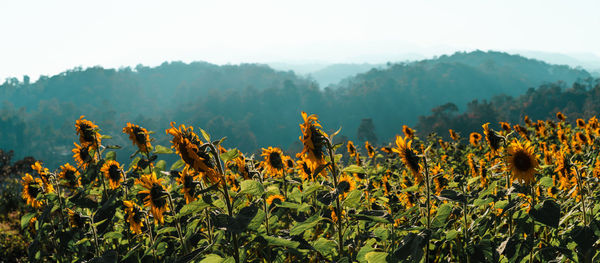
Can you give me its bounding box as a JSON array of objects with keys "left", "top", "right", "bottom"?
[{"left": 1, "top": 0, "right": 599, "bottom": 81}]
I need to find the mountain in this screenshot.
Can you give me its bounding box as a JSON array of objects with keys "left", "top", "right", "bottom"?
[{"left": 306, "top": 63, "right": 384, "bottom": 87}]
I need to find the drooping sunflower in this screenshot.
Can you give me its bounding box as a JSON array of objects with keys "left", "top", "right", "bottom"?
[
  {"left": 75, "top": 115, "right": 101, "bottom": 148},
  {"left": 337, "top": 173, "right": 356, "bottom": 198},
  {"left": 347, "top": 141, "right": 357, "bottom": 156},
  {"left": 298, "top": 112, "right": 328, "bottom": 171},
  {"left": 482, "top": 123, "right": 503, "bottom": 154},
  {"left": 21, "top": 173, "right": 44, "bottom": 208},
  {"left": 576, "top": 118, "right": 586, "bottom": 128},
  {"left": 101, "top": 160, "right": 124, "bottom": 189},
  {"left": 59, "top": 163, "right": 81, "bottom": 189},
  {"left": 449, "top": 129, "right": 459, "bottom": 141},
  {"left": 469, "top": 132, "right": 482, "bottom": 146},
  {"left": 166, "top": 122, "right": 219, "bottom": 184},
  {"left": 175, "top": 167, "right": 200, "bottom": 203},
  {"left": 123, "top": 201, "right": 145, "bottom": 234},
  {"left": 261, "top": 147, "right": 288, "bottom": 177},
  {"left": 266, "top": 194, "right": 285, "bottom": 206},
  {"left": 499, "top": 122, "right": 512, "bottom": 133},
  {"left": 365, "top": 141, "right": 376, "bottom": 158},
  {"left": 556, "top": 112, "right": 566, "bottom": 122},
  {"left": 123, "top": 122, "right": 152, "bottom": 153},
  {"left": 296, "top": 156, "right": 314, "bottom": 181},
  {"left": 72, "top": 142, "right": 95, "bottom": 169},
  {"left": 513, "top": 124, "right": 529, "bottom": 141},
  {"left": 402, "top": 125, "right": 415, "bottom": 139},
  {"left": 68, "top": 209, "right": 86, "bottom": 228},
  {"left": 136, "top": 173, "right": 169, "bottom": 224},
  {"left": 506, "top": 139, "right": 539, "bottom": 184},
  {"left": 392, "top": 135, "right": 421, "bottom": 178}
]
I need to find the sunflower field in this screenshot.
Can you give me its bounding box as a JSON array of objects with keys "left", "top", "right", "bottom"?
[{"left": 16, "top": 111, "right": 600, "bottom": 262}]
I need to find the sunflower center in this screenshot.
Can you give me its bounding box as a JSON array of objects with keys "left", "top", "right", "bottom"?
[
  {"left": 79, "top": 124, "right": 96, "bottom": 142},
  {"left": 513, "top": 151, "right": 532, "bottom": 171},
  {"left": 108, "top": 165, "right": 121, "bottom": 182},
  {"left": 403, "top": 148, "right": 420, "bottom": 172},
  {"left": 183, "top": 175, "right": 195, "bottom": 189},
  {"left": 302, "top": 162, "right": 311, "bottom": 175},
  {"left": 80, "top": 147, "right": 92, "bottom": 162},
  {"left": 337, "top": 180, "right": 351, "bottom": 193},
  {"left": 132, "top": 126, "right": 147, "bottom": 145},
  {"left": 309, "top": 126, "right": 326, "bottom": 159},
  {"left": 269, "top": 152, "right": 284, "bottom": 170},
  {"left": 150, "top": 184, "right": 167, "bottom": 208},
  {"left": 132, "top": 208, "right": 143, "bottom": 223},
  {"left": 27, "top": 182, "right": 41, "bottom": 197},
  {"left": 286, "top": 159, "right": 294, "bottom": 169}
]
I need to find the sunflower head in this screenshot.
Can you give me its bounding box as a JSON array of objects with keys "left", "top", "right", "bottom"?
[
  {"left": 72, "top": 142, "right": 95, "bottom": 169},
  {"left": 365, "top": 141, "right": 375, "bottom": 158},
  {"left": 123, "top": 200, "right": 145, "bottom": 234},
  {"left": 524, "top": 116, "right": 533, "bottom": 127},
  {"left": 296, "top": 155, "right": 314, "bottom": 181},
  {"left": 75, "top": 115, "right": 101, "bottom": 148},
  {"left": 21, "top": 173, "right": 44, "bottom": 208},
  {"left": 402, "top": 125, "right": 415, "bottom": 139},
  {"left": 499, "top": 122, "right": 512, "bottom": 133},
  {"left": 449, "top": 129, "right": 459, "bottom": 141},
  {"left": 482, "top": 123, "right": 504, "bottom": 154},
  {"left": 337, "top": 173, "right": 357, "bottom": 197},
  {"left": 175, "top": 167, "right": 200, "bottom": 203},
  {"left": 392, "top": 135, "right": 421, "bottom": 178},
  {"left": 469, "top": 132, "right": 482, "bottom": 146},
  {"left": 513, "top": 124, "right": 529, "bottom": 141},
  {"left": 298, "top": 112, "right": 328, "bottom": 171},
  {"left": 347, "top": 141, "right": 357, "bottom": 156},
  {"left": 101, "top": 160, "right": 123, "bottom": 189},
  {"left": 136, "top": 173, "right": 169, "bottom": 224},
  {"left": 68, "top": 209, "right": 86, "bottom": 228},
  {"left": 266, "top": 194, "right": 285, "bottom": 206},
  {"left": 59, "top": 163, "right": 81, "bottom": 189},
  {"left": 123, "top": 122, "right": 152, "bottom": 153},
  {"left": 166, "top": 122, "right": 219, "bottom": 184},
  {"left": 506, "top": 139, "right": 539, "bottom": 184},
  {"left": 261, "top": 147, "right": 288, "bottom": 177},
  {"left": 556, "top": 112, "right": 566, "bottom": 122}
]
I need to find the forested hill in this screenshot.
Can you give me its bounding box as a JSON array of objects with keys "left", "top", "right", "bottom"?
[{"left": 0, "top": 51, "right": 593, "bottom": 167}]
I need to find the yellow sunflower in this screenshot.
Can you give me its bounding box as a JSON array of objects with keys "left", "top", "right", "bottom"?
[
  {"left": 68, "top": 208, "right": 86, "bottom": 228},
  {"left": 482, "top": 123, "right": 503, "bottom": 154},
  {"left": 506, "top": 139, "right": 539, "bottom": 184},
  {"left": 298, "top": 112, "right": 328, "bottom": 171},
  {"left": 136, "top": 173, "right": 170, "bottom": 224},
  {"left": 499, "top": 122, "right": 512, "bottom": 133},
  {"left": 296, "top": 156, "right": 314, "bottom": 181},
  {"left": 392, "top": 135, "right": 421, "bottom": 179},
  {"left": 123, "top": 200, "right": 145, "bottom": 234},
  {"left": 469, "top": 132, "right": 482, "bottom": 146},
  {"left": 101, "top": 160, "right": 124, "bottom": 189},
  {"left": 556, "top": 112, "right": 566, "bottom": 122},
  {"left": 21, "top": 173, "right": 44, "bottom": 208},
  {"left": 31, "top": 161, "right": 53, "bottom": 191},
  {"left": 337, "top": 173, "right": 356, "bottom": 198},
  {"left": 59, "top": 163, "right": 81, "bottom": 189},
  {"left": 72, "top": 142, "right": 95, "bottom": 169},
  {"left": 402, "top": 125, "right": 415, "bottom": 139},
  {"left": 524, "top": 115, "right": 533, "bottom": 127},
  {"left": 75, "top": 115, "right": 101, "bottom": 148},
  {"left": 233, "top": 155, "right": 250, "bottom": 180},
  {"left": 260, "top": 147, "right": 288, "bottom": 177},
  {"left": 266, "top": 194, "right": 285, "bottom": 206},
  {"left": 576, "top": 118, "right": 586, "bottom": 128},
  {"left": 175, "top": 167, "right": 200, "bottom": 204},
  {"left": 123, "top": 122, "right": 152, "bottom": 153},
  {"left": 449, "top": 129, "right": 459, "bottom": 141},
  {"left": 347, "top": 141, "right": 357, "bottom": 156},
  {"left": 166, "top": 122, "right": 219, "bottom": 184},
  {"left": 365, "top": 141, "right": 376, "bottom": 158}
]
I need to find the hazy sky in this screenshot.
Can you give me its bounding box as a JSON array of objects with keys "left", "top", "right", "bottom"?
[{"left": 1, "top": 0, "right": 599, "bottom": 81}]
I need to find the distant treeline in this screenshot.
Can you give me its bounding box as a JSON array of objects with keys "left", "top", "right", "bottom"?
[{"left": 0, "top": 51, "right": 593, "bottom": 167}]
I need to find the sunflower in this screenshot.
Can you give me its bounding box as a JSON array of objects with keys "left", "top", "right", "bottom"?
[
  {"left": 123, "top": 201, "right": 145, "bottom": 234},
  {"left": 534, "top": 120, "right": 547, "bottom": 138},
  {"left": 499, "top": 122, "right": 512, "bottom": 133},
  {"left": 72, "top": 142, "right": 95, "bottom": 169},
  {"left": 166, "top": 122, "right": 219, "bottom": 184},
  {"left": 402, "top": 125, "right": 415, "bottom": 139},
  {"left": 59, "top": 163, "right": 81, "bottom": 189},
  {"left": 31, "top": 161, "right": 53, "bottom": 191},
  {"left": 524, "top": 115, "right": 533, "bottom": 127},
  {"left": 261, "top": 147, "right": 288, "bottom": 177},
  {"left": 21, "top": 173, "right": 44, "bottom": 208},
  {"left": 365, "top": 141, "right": 375, "bottom": 158},
  {"left": 136, "top": 173, "right": 169, "bottom": 224},
  {"left": 101, "top": 160, "right": 124, "bottom": 189},
  {"left": 298, "top": 112, "right": 328, "bottom": 171},
  {"left": 176, "top": 167, "right": 200, "bottom": 203},
  {"left": 266, "top": 194, "right": 285, "bottom": 206},
  {"left": 506, "top": 139, "right": 539, "bottom": 184},
  {"left": 482, "top": 123, "right": 503, "bottom": 154},
  {"left": 574, "top": 132, "right": 588, "bottom": 145},
  {"left": 449, "top": 129, "right": 459, "bottom": 141},
  {"left": 547, "top": 186, "right": 559, "bottom": 199},
  {"left": 556, "top": 112, "right": 566, "bottom": 122},
  {"left": 513, "top": 124, "right": 529, "bottom": 141},
  {"left": 337, "top": 173, "right": 356, "bottom": 198},
  {"left": 392, "top": 135, "right": 421, "bottom": 178},
  {"left": 75, "top": 115, "right": 101, "bottom": 148},
  {"left": 296, "top": 156, "right": 314, "bottom": 181},
  {"left": 347, "top": 141, "right": 357, "bottom": 156},
  {"left": 469, "top": 132, "right": 482, "bottom": 146},
  {"left": 68, "top": 208, "right": 86, "bottom": 228},
  {"left": 575, "top": 118, "right": 586, "bottom": 128},
  {"left": 123, "top": 122, "right": 152, "bottom": 153},
  {"left": 234, "top": 155, "right": 250, "bottom": 179},
  {"left": 478, "top": 159, "right": 488, "bottom": 187}
]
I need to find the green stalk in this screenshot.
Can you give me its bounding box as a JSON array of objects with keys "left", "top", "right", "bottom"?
[
  {"left": 326, "top": 139, "right": 344, "bottom": 258},
  {"left": 167, "top": 193, "right": 189, "bottom": 254},
  {"left": 422, "top": 154, "right": 432, "bottom": 263}
]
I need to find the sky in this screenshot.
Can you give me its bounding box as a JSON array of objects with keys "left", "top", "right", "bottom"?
[{"left": 1, "top": 0, "right": 599, "bottom": 81}]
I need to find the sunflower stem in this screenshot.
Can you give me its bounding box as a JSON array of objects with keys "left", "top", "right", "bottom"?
[
  {"left": 422, "top": 152, "right": 431, "bottom": 263},
  {"left": 89, "top": 215, "right": 101, "bottom": 257},
  {"left": 325, "top": 138, "right": 345, "bottom": 259},
  {"left": 168, "top": 193, "right": 189, "bottom": 254},
  {"left": 144, "top": 216, "right": 157, "bottom": 262},
  {"left": 574, "top": 165, "right": 587, "bottom": 225}
]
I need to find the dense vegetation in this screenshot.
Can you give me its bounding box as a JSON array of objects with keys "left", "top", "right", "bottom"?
[{"left": 0, "top": 51, "right": 591, "bottom": 169}]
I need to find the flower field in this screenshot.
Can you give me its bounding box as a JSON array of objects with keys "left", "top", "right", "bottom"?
[{"left": 17, "top": 112, "right": 600, "bottom": 262}]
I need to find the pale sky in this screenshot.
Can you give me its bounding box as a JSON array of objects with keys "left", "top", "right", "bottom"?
[{"left": 1, "top": 0, "right": 599, "bottom": 81}]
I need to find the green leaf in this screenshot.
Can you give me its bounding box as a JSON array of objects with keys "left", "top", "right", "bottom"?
[
  {"left": 342, "top": 190, "right": 362, "bottom": 208},
  {"left": 240, "top": 180, "right": 264, "bottom": 196},
  {"left": 220, "top": 149, "right": 239, "bottom": 164},
  {"left": 431, "top": 203, "right": 452, "bottom": 228},
  {"left": 343, "top": 165, "right": 365, "bottom": 174},
  {"left": 105, "top": 151, "right": 116, "bottom": 161},
  {"left": 529, "top": 199, "right": 560, "bottom": 228},
  {"left": 93, "top": 219, "right": 107, "bottom": 227},
  {"left": 103, "top": 231, "right": 123, "bottom": 240},
  {"left": 473, "top": 197, "right": 494, "bottom": 207},
  {"left": 290, "top": 214, "right": 322, "bottom": 236},
  {"left": 437, "top": 189, "right": 466, "bottom": 203},
  {"left": 100, "top": 134, "right": 112, "bottom": 139},
  {"left": 170, "top": 159, "right": 185, "bottom": 171},
  {"left": 155, "top": 160, "right": 166, "bottom": 172},
  {"left": 157, "top": 226, "right": 177, "bottom": 235},
  {"left": 446, "top": 229, "right": 459, "bottom": 240},
  {"left": 75, "top": 237, "right": 91, "bottom": 246},
  {"left": 153, "top": 145, "right": 173, "bottom": 154},
  {"left": 178, "top": 199, "right": 210, "bottom": 218},
  {"left": 263, "top": 235, "right": 300, "bottom": 248},
  {"left": 365, "top": 252, "right": 388, "bottom": 263},
  {"left": 539, "top": 177, "right": 554, "bottom": 188},
  {"left": 200, "top": 254, "right": 224, "bottom": 263},
  {"left": 312, "top": 238, "right": 337, "bottom": 259},
  {"left": 199, "top": 128, "right": 211, "bottom": 142},
  {"left": 20, "top": 213, "right": 36, "bottom": 230}
]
